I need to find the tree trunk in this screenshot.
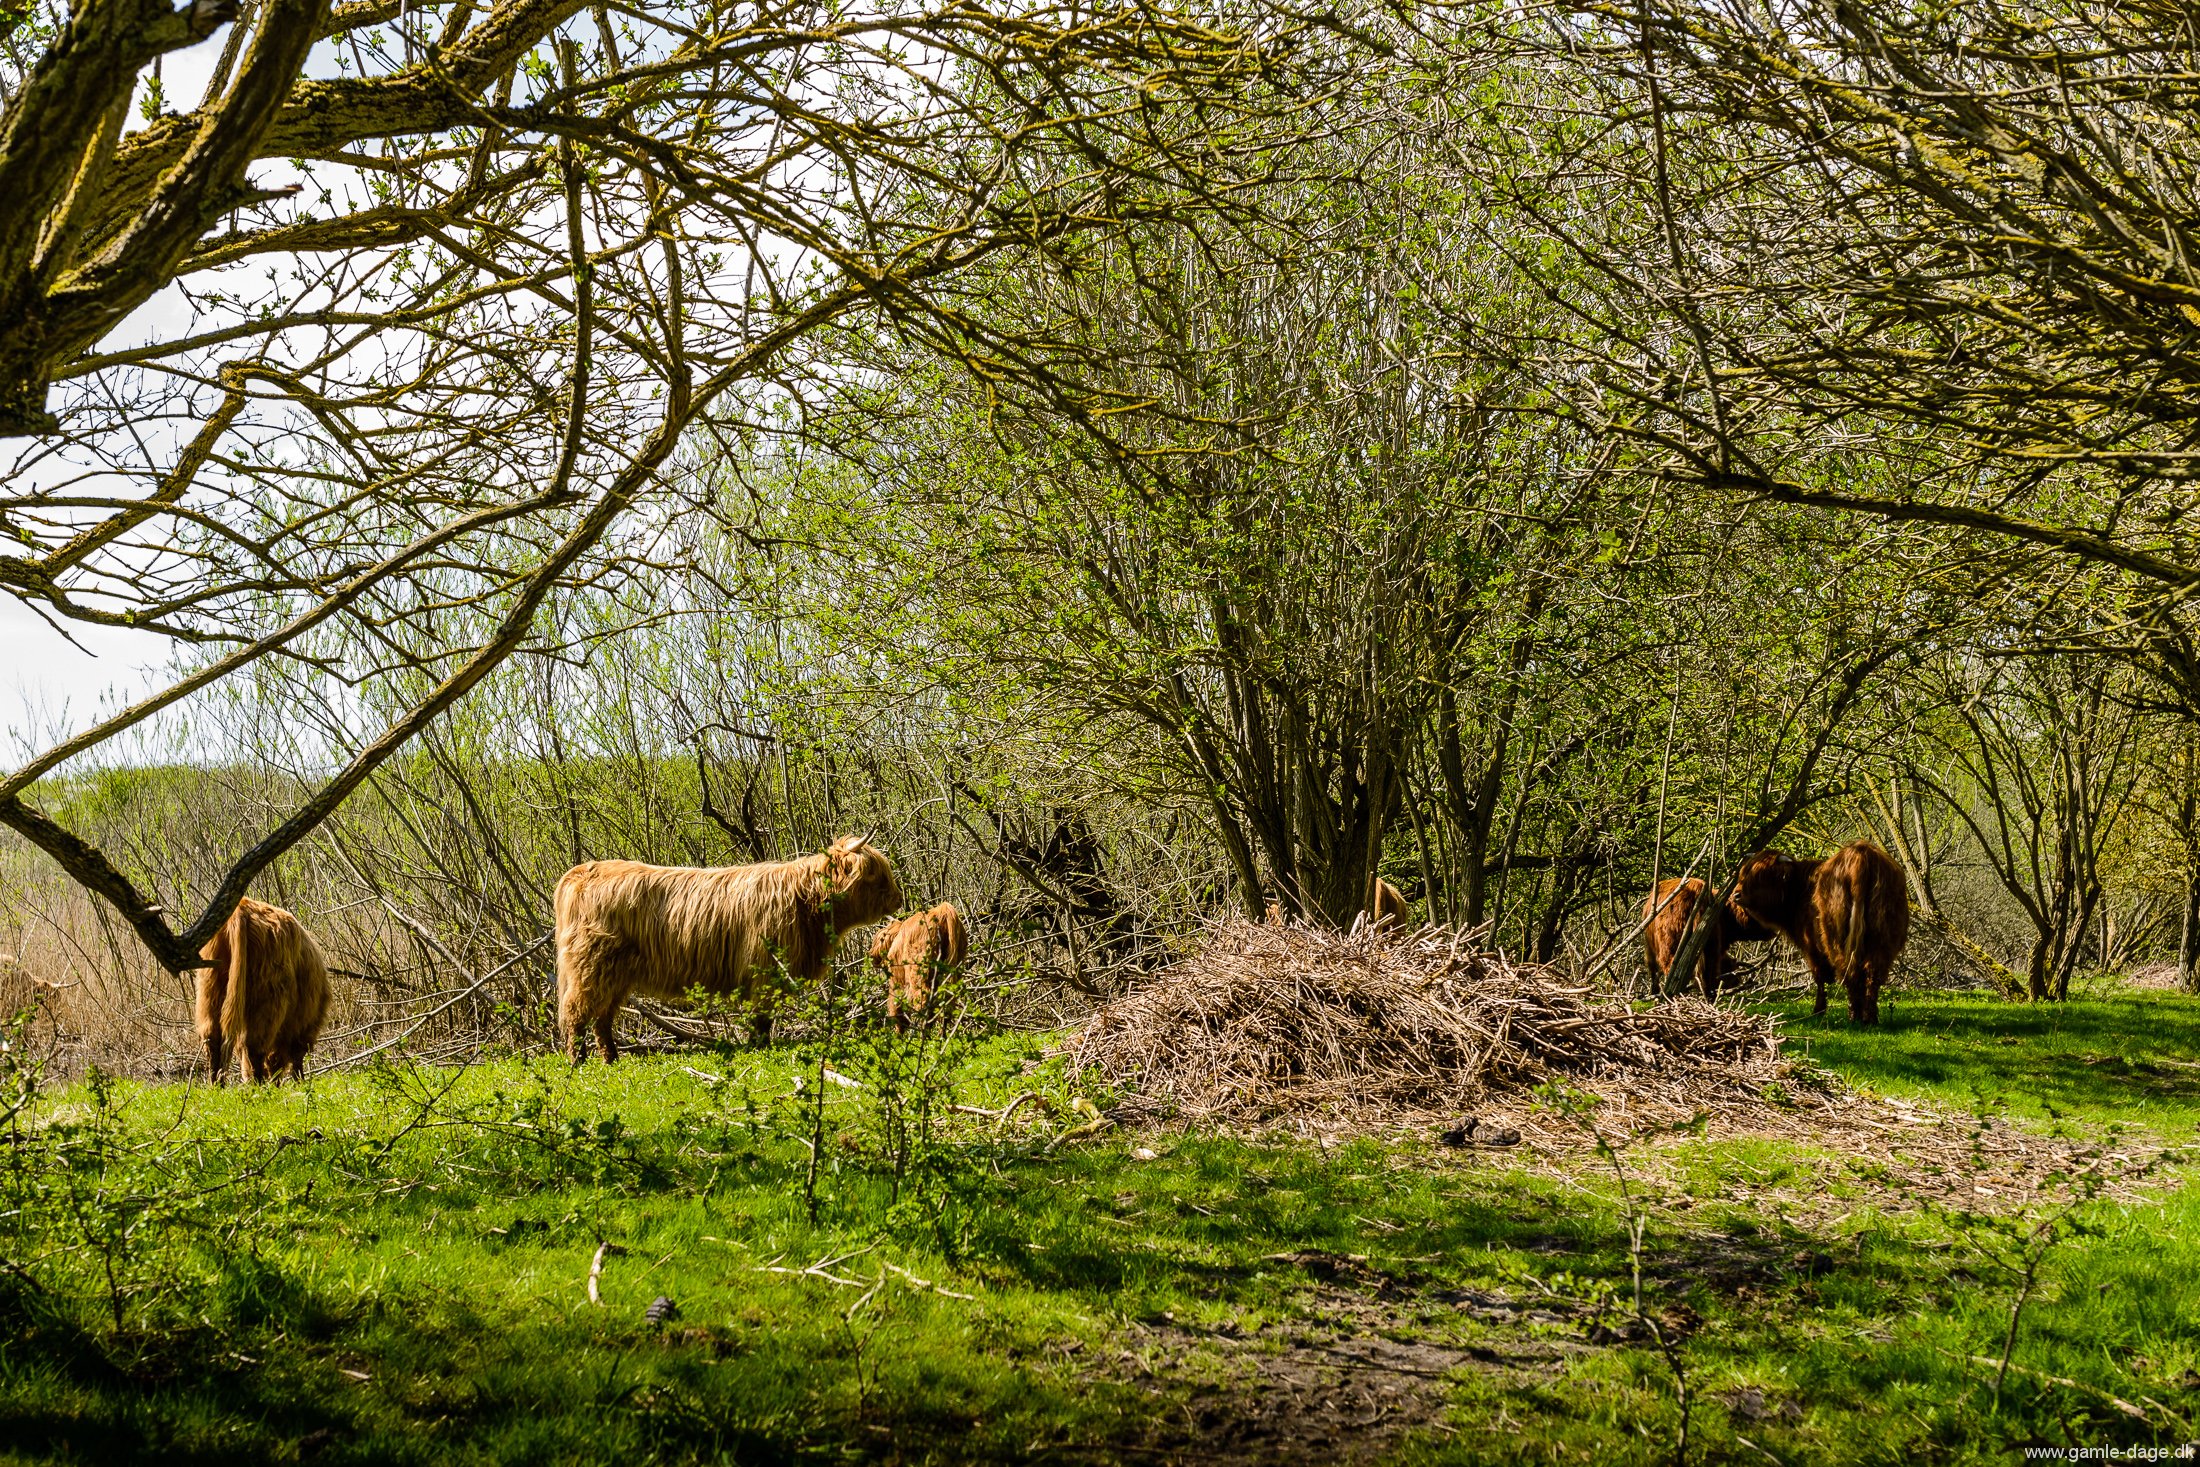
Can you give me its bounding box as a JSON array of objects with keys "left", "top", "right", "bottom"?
[
  {"left": 1924, "top": 912, "right": 2027, "bottom": 1003},
  {"left": 2181, "top": 869, "right": 2200, "bottom": 995},
  {"left": 2181, "top": 767, "right": 2200, "bottom": 994}
]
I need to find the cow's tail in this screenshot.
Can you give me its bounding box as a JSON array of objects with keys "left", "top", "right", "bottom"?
[
  {"left": 1832, "top": 880, "right": 1868, "bottom": 993},
  {"left": 219, "top": 905, "right": 253, "bottom": 1055}
]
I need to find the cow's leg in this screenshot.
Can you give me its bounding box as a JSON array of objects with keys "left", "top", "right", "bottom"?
[
  {"left": 205, "top": 1033, "right": 227, "bottom": 1086},
  {"left": 271, "top": 1039, "right": 307, "bottom": 1081},
  {"left": 595, "top": 1010, "right": 619, "bottom": 1065},
  {"left": 559, "top": 972, "right": 591, "bottom": 1067},
  {"left": 246, "top": 1044, "right": 273, "bottom": 1084},
  {"left": 750, "top": 995, "right": 777, "bottom": 1048},
  {"left": 1805, "top": 951, "right": 1836, "bottom": 1018}
]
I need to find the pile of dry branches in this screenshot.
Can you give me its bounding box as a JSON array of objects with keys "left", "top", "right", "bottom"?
[{"left": 1068, "top": 919, "right": 1791, "bottom": 1136}]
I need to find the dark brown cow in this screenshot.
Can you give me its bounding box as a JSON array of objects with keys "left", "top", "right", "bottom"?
[
  {"left": 1732, "top": 841, "right": 1910, "bottom": 1023},
  {"left": 1642, "top": 877, "right": 1772, "bottom": 999}
]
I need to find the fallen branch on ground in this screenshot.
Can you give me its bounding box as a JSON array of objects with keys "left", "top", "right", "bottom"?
[{"left": 587, "top": 1243, "right": 626, "bottom": 1307}]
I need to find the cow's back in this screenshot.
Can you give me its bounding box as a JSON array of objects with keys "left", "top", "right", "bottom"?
[
  {"left": 559, "top": 858, "right": 821, "bottom": 998},
  {"left": 1643, "top": 877, "right": 1706, "bottom": 974},
  {"left": 1812, "top": 841, "right": 1909, "bottom": 969}
]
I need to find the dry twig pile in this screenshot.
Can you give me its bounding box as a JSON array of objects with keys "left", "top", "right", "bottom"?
[{"left": 1068, "top": 919, "right": 1791, "bottom": 1137}]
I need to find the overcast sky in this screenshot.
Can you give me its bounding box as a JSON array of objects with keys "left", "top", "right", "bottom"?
[
  {"left": 1, "top": 598, "right": 169, "bottom": 758},
  {"left": 4, "top": 29, "right": 256, "bottom": 768}
]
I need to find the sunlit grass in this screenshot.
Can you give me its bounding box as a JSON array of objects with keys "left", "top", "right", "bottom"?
[
  {"left": 1766, "top": 987, "right": 2200, "bottom": 1134},
  {"left": 4, "top": 996, "right": 2199, "bottom": 1463}
]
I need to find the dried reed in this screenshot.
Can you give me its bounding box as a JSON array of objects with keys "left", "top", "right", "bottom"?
[{"left": 1067, "top": 918, "right": 1790, "bottom": 1136}]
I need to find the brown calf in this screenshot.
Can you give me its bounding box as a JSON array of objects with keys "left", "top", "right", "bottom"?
[
  {"left": 196, "top": 897, "right": 331, "bottom": 1084},
  {"left": 1642, "top": 877, "right": 1773, "bottom": 999},
  {"left": 868, "top": 903, "right": 968, "bottom": 1031}
]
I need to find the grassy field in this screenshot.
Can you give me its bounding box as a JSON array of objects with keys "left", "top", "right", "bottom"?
[
  {"left": 4, "top": 992, "right": 2199, "bottom": 1466},
  {"left": 1773, "top": 987, "right": 2200, "bottom": 1133}
]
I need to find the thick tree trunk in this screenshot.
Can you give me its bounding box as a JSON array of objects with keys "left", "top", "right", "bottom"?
[
  {"left": 2181, "top": 870, "right": 2200, "bottom": 994},
  {"left": 2181, "top": 771, "right": 2200, "bottom": 994}
]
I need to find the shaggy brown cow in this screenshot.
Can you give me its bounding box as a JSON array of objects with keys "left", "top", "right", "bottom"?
[
  {"left": 554, "top": 835, "right": 904, "bottom": 1064},
  {"left": 868, "top": 903, "right": 968, "bottom": 1031},
  {"left": 196, "top": 896, "right": 332, "bottom": 1084},
  {"left": 1368, "top": 877, "right": 1409, "bottom": 929},
  {"left": 1642, "top": 877, "right": 1773, "bottom": 999},
  {"left": 1732, "top": 841, "right": 1910, "bottom": 1023}
]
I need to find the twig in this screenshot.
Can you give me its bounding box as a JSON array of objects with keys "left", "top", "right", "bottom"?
[
  {"left": 883, "top": 1260, "right": 977, "bottom": 1300},
  {"left": 754, "top": 1245, "right": 877, "bottom": 1289},
  {"left": 328, "top": 934, "right": 551, "bottom": 1070},
  {"left": 634, "top": 1003, "right": 719, "bottom": 1043},
  {"left": 949, "top": 1090, "right": 1058, "bottom": 1127},
  {"left": 1954, "top": 1351, "right": 2147, "bottom": 1421},
  {"left": 1733, "top": 1434, "right": 1789, "bottom": 1466},
  {"left": 1046, "top": 1115, "right": 1114, "bottom": 1152},
  {"left": 587, "top": 1242, "right": 626, "bottom": 1307}
]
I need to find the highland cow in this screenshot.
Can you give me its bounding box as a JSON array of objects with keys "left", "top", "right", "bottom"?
[
  {"left": 1368, "top": 877, "right": 1410, "bottom": 929},
  {"left": 554, "top": 835, "right": 904, "bottom": 1064},
  {"left": 868, "top": 902, "right": 968, "bottom": 1031},
  {"left": 1642, "top": 876, "right": 1772, "bottom": 999},
  {"left": 196, "top": 896, "right": 332, "bottom": 1084},
  {"left": 1732, "top": 841, "right": 1910, "bottom": 1023}
]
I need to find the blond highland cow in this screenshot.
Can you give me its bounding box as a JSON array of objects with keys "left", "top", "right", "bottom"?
[
  {"left": 196, "top": 896, "right": 332, "bottom": 1084},
  {"left": 868, "top": 902, "right": 968, "bottom": 1031},
  {"left": 1368, "top": 877, "right": 1409, "bottom": 929},
  {"left": 554, "top": 835, "right": 904, "bottom": 1064}
]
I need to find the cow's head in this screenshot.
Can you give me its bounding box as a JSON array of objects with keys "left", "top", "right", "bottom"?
[
  {"left": 1732, "top": 850, "right": 1811, "bottom": 932},
  {"left": 822, "top": 835, "right": 904, "bottom": 929},
  {"left": 867, "top": 914, "right": 904, "bottom": 969}
]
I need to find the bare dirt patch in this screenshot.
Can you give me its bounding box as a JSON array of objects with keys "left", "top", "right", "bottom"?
[{"left": 1099, "top": 1284, "right": 1588, "bottom": 1465}]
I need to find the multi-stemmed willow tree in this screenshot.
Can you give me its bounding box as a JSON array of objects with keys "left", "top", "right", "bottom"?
[
  {"left": 0, "top": 0, "right": 1360, "bottom": 969},
  {"left": 1468, "top": 0, "right": 2200, "bottom": 984},
  {"left": 712, "top": 94, "right": 1937, "bottom": 944}
]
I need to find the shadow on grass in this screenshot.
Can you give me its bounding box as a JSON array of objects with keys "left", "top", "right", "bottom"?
[
  {"left": 0, "top": 1298, "right": 1070, "bottom": 1467},
  {"left": 1762, "top": 990, "right": 2200, "bottom": 1127}
]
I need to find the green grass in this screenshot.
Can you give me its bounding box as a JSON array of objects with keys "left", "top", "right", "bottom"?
[
  {"left": 4, "top": 995, "right": 2199, "bottom": 1464},
  {"left": 1768, "top": 987, "right": 2200, "bottom": 1134}
]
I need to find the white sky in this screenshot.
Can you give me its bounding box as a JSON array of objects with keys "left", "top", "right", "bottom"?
[
  {"left": 3, "top": 25, "right": 290, "bottom": 764},
  {"left": 0, "top": 600, "right": 170, "bottom": 758}
]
